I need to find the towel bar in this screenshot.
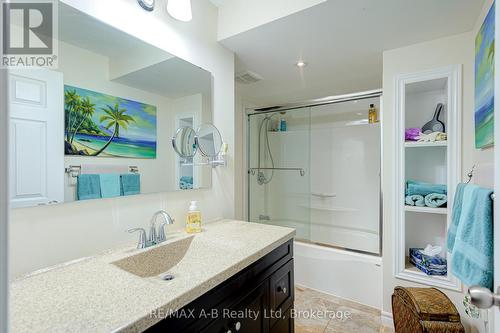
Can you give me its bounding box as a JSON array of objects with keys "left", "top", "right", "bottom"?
[
  {"left": 65, "top": 165, "right": 139, "bottom": 178},
  {"left": 465, "top": 165, "right": 494, "bottom": 200}
]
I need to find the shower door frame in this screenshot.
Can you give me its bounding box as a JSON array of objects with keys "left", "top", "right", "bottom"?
[{"left": 246, "top": 89, "right": 384, "bottom": 256}]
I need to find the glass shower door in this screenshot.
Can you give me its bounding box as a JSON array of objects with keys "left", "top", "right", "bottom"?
[
  {"left": 247, "top": 108, "right": 311, "bottom": 241},
  {"left": 308, "top": 98, "right": 381, "bottom": 254}
]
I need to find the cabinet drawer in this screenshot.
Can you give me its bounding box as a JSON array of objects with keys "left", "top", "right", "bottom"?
[{"left": 270, "top": 260, "right": 294, "bottom": 313}]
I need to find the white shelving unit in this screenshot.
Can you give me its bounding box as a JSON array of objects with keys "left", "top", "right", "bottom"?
[
  {"left": 404, "top": 206, "right": 447, "bottom": 214},
  {"left": 393, "top": 65, "right": 462, "bottom": 291},
  {"left": 405, "top": 141, "right": 447, "bottom": 148}
]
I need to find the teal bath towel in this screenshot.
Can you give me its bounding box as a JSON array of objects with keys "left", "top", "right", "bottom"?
[
  {"left": 447, "top": 183, "right": 466, "bottom": 252},
  {"left": 405, "top": 195, "right": 425, "bottom": 207},
  {"left": 406, "top": 180, "right": 447, "bottom": 196},
  {"left": 424, "top": 193, "right": 447, "bottom": 208},
  {"left": 450, "top": 184, "right": 493, "bottom": 289},
  {"left": 77, "top": 174, "right": 101, "bottom": 200},
  {"left": 120, "top": 174, "right": 141, "bottom": 196},
  {"left": 99, "top": 174, "right": 121, "bottom": 198}
]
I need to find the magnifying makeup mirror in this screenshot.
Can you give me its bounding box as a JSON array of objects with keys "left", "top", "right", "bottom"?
[
  {"left": 195, "top": 124, "right": 223, "bottom": 158},
  {"left": 172, "top": 126, "right": 197, "bottom": 158}
]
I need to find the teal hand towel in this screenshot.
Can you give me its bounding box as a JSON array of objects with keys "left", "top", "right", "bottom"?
[
  {"left": 120, "top": 174, "right": 141, "bottom": 196},
  {"left": 451, "top": 185, "right": 493, "bottom": 289},
  {"left": 424, "top": 193, "right": 447, "bottom": 208},
  {"left": 406, "top": 180, "right": 447, "bottom": 196},
  {"left": 77, "top": 174, "right": 101, "bottom": 200},
  {"left": 447, "top": 183, "right": 466, "bottom": 252},
  {"left": 99, "top": 174, "right": 121, "bottom": 198},
  {"left": 405, "top": 195, "right": 425, "bottom": 207}
]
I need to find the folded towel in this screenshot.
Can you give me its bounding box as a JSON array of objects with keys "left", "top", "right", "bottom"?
[
  {"left": 77, "top": 174, "right": 101, "bottom": 200},
  {"left": 450, "top": 184, "right": 493, "bottom": 289},
  {"left": 180, "top": 176, "right": 193, "bottom": 185},
  {"left": 405, "top": 195, "right": 425, "bottom": 207},
  {"left": 99, "top": 174, "right": 121, "bottom": 198},
  {"left": 406, "top": 180, "right": 447, "bottom": 196},
  {"left": 120, "top": 174, "right": 141, "bottom": 196},
  {"left": 447, "top": 183, "right": 466, "bottom": 252},
  {"left": 405, "top": 128, "right": 421, "bottom": 141},
  {"left": 424, "top": 193, "right": 447, "bottom": 208}
]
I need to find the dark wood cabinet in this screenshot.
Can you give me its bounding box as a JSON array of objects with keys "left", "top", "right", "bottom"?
[{"left": 145, "top": 240, "right": 294, "bottom": 333}]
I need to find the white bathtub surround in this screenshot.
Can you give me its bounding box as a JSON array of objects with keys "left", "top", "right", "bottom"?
[
  {"left": 10, "top": 220, "right": 295, "bottom": 333},
  {"left": 294, "top": 241, "right": 382, "bottom": 309}
]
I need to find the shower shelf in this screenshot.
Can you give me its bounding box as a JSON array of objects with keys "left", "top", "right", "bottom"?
[
  {"left": 405, "top": 141, "right": 447, "bottom": 148},
  {"left": 404, "top": 206, "right": 447, "bottom": 214}
]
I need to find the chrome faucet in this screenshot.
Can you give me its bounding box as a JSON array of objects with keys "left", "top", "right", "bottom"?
[
  {"left": 152, "top": 210, "right": 175, "bottom": 243},
  {"left": 128, "top": 210, "right": 175, "bottom": 249}
]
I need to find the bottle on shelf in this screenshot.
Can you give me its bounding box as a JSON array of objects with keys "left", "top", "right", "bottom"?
[{"left": 368, "top": 104, "right": 378, "bottom": 124}]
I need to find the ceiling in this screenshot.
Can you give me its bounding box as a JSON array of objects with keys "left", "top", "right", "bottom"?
[
  {"left": 113, "top": 58, "right": 212, "bottom": 99},
  {"left": 58, "top": 3, "right": 210, "bottom": 99},
  {"left": 220, "top": 0, "right": 484, "bottom": 106}
]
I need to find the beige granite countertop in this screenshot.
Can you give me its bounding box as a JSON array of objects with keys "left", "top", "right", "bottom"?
[{"left": 10, "top": 220, "right": 295, "bottom": 333}]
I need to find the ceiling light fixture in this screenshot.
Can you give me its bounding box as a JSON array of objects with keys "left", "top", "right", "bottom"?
[
  {"left": 296, "top": 61, "right": 307, "bottom": 68},
  {"left": 167, "top": 0, "right": 193, "bottom": 22},
  {"left": 137, "top": 0, "right": 155, "bottom": 11}
]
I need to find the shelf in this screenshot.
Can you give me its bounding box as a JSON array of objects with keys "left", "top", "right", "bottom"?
[
  {"left": 405, "top": 141, "right": 447, "bottom": 148},
  {"left": 404, "top": 206, "right": 447, "bottom": 214}
]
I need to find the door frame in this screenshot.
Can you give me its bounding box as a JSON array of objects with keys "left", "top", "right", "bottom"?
[{"left": 0, "top": 68, "right": 10, "bottom": 333}]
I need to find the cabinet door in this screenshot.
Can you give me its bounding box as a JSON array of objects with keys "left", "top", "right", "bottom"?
[{"left": 201, "top": 281, "right": 270, "bottom": 333}]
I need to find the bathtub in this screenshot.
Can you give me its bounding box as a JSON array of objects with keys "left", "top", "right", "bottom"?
[{"left": 294, "top": 240, "right": 383, "bottom": 309}]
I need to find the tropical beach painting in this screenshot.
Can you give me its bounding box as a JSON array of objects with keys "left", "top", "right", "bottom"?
[
  {"left": 475, "top": 2, "right": 495, "bottom": 149},
  {"left": 64, "top": 85, "right": 157, "bottom": 158}
]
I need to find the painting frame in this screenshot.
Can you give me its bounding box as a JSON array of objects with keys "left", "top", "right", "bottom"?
[
  {"left": 64, "top": 85, "right": 157, "bottom": 159},
  {"left": 474, "top": 2, "right": 495, "bottom": 149}
]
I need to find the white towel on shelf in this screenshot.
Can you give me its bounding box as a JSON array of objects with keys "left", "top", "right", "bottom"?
[{"left": 80, "top": 164, "right": 129, "bottom": 175}]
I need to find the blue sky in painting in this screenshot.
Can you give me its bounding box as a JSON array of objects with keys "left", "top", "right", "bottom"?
[
  {"left": 65, "top": 85, "right": 157, "bottom": 141},
  {"left": 475, "top": 2, "right": 495, "bottom": 110}
]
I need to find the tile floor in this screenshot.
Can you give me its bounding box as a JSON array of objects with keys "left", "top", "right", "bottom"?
[{"left": 294, "top": 286, "right": 394, "bottom": 333}]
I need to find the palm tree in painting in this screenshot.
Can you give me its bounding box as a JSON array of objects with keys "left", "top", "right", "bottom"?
[
  {"left": 70, "top": 97, "right": 96, "bottom": 144},
  {"left": 64, "top": 89, "right": 81, "bottom": 142},
  {"left": 92, "top": 103, "right": 135, "bottom": 156}
]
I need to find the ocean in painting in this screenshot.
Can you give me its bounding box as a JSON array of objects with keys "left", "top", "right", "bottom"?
[
  {"left": 64, "top": 85, "right": 157, "bottom": 158},
  {"left": 475, "top": 2, "right": 495, "bottom": 149}
]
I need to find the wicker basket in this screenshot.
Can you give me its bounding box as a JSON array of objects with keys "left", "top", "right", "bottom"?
[{"left": 392, "top": 286, "right": 465, "bottom": 333}]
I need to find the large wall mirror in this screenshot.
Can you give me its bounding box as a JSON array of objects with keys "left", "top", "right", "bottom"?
[{"left": 8, "top": 3, "right": 213, "bottom": 208}]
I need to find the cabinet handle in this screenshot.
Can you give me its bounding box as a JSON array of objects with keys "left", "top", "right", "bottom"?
[
  {"left": 277, "top": 285, "right": 287, "bottom": 294},
  {"left": 235, "top": 321, "right": 241, "bottom": 331}
]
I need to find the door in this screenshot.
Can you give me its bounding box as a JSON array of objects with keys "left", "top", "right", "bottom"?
[{"left": 8, "top": 68, "right": 64, "bottom": 208}]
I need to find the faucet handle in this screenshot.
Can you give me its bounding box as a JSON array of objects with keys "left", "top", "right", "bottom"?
[{"left": 128, "top": 228, "right": 147, "bottom": 249}]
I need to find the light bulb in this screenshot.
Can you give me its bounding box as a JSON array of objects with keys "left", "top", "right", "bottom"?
[{"left": 167, "top": 0, "right": 192, "bottom": 22}]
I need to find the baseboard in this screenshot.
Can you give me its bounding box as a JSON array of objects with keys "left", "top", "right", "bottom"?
[{"left": 381, "top": 311, "right": 394, "bottom": 329}]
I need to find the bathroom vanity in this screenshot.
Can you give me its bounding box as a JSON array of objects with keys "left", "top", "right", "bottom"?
[
  {"left": 147, "top": 239, "right": 294, "bottom": 333},
  {"left": 10, "top": 221, "right": 295, "bottom": 333}
]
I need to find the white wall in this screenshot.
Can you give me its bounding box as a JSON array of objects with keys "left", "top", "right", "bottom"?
[
  {"left": 382, "top": 1, "right": 494, "bottom": 331},
  {"left": 9, "top": 0, "right": 235, "bottom": 278},
  {"left": 0, "top": 68, "right": 10, "bottom": 333},
  {"left": 216, "top": 0, "right": 327, "bottom": 41}
]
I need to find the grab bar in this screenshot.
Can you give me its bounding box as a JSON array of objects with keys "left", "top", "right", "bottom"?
[
  {"left": 249, "top": 168, "right": 306, "bottom": 177},
  {"left": 311, "top": 192, "right": 337, "bottom": 198}
]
